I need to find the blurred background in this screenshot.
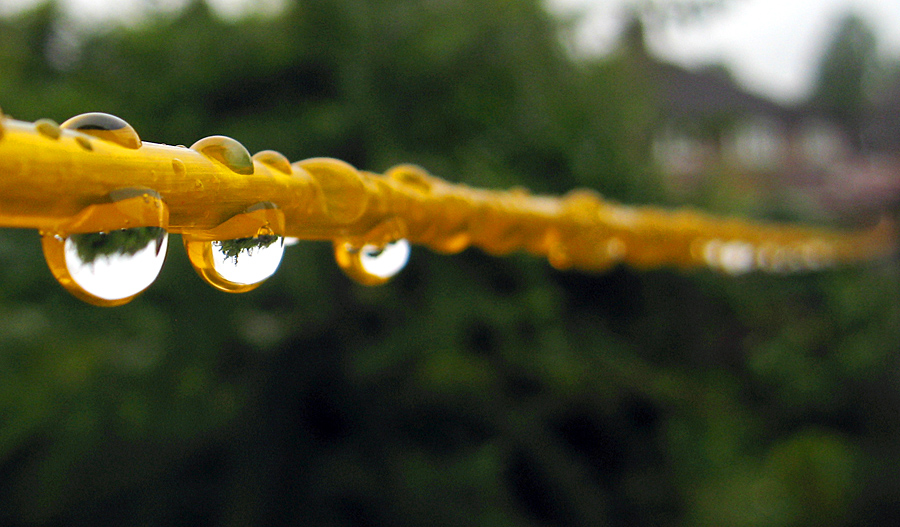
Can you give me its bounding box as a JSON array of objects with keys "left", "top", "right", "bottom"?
[{"left": 1, "top": 0, "right": 900, "bottom": 525}]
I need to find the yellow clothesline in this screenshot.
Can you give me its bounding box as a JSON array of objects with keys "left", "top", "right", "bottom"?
[{"left": 0, "top": 111, "right": 893, "bottom": 306}]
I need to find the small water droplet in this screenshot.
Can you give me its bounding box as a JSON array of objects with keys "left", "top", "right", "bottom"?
[
  {"left": 60, "top": 113, "right": 142, "bottom": 149},
  {"left": 42, "top": 227, "right": 168, "bottom": 307},
  {"left": 547, "top": 247, "right": 572, "bottom": 270},
  {"left": 431, "top": 232, "right": 471, "bottom": 254},
  {"left": 386, "top": 164, "right": 433, "bottom": 194},
  {"left": 35, "top": 118, "right": 61, "bottom": 139},
  {"left": 718, "top": 241, "right": 755, "bottom": 274},
  {"left": 191, "top": 135, "right": 254, "bottom": 175},
  {"left": 172, "top": 158, "right": 186, "bottom": 177},
  {"left": 606, "top": 237, "right": 626, "bottom": 260},
  {"left": 184, "top": 235, "right": 285, "bottom": 293},
  {"left": 335, "top": 239, "right": 410, "bottom": 286},
  {"left": 75, "top": 136, "right": 92, "bottom": 150},
  {"left": 702, "top": 239, "right": 723, "bottom": 267}
]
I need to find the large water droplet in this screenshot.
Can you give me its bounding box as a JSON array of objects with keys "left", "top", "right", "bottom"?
[
  {"left": 184, "top": 233, "right": 285, "bottom": 293},
  {"left": 60, "top": 112, "right": 142, "bottom": 149},
  {"left": 191, "top": 136, "right": 254, "bottom": 175},
  {"left": 335, "top": 239, "right": 411, "bottom": 286},
  {"left": 42, "top": 227, "right": 168, "bottom": 307}
]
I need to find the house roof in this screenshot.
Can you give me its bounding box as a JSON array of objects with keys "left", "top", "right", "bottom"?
[{"left": 646, "top": 59, "right": 798, "bottom": 124}]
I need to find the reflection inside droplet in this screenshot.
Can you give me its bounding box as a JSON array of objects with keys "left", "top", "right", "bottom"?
[
  {"left": 60, "top": 112, "right": 142, "bottom": 149},
  {"left": 211, "top": 235, "right": 285, "bottom": 285},
  {"left": 335, "top": 238, "right": 410, "bottom": 286},
  {"left": 184, "top": 234, "right": 285, "bottom": 292},
  {"left": 43, "top": 227, "right": 168, "bottom": 305},
  {"left": 358, "top": 239, "right": 411, "bottom": 279},
  {"left": 718, "top": 241, "right": 755, "bottom": 275}
]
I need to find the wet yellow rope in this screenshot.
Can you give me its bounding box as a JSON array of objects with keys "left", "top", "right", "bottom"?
[{"left": 0, "top": 111, "right": 894, "bottom": 305}]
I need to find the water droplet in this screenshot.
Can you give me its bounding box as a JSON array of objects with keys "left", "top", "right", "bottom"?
[
  {"left": 252, "top": 150, "right": 292, "bottom": 175},
  {"left": 757, "top": 245, "right": 797, "bottom": 273},
  {"left": 606, "top": 237, "right": 626, "bottom": 260},
  {"left": 75, "top": 136, "right": 93, "bottom": 150},
  {"left": 718, "top": 241, "right": 755, "bottom": 275},
  {"left": 191, "top": 135, "right": 254, "bottom": 175},
  {"left": 35, "top": 118, "right": 61, "bottom": 139},
  {"left": 184, "top": 234, "right": 285, "bottom": 293},
  {"left": 431, "top": 232, "right": 471, "bottom": 254},
  {"left": 169, "top": 158, "right": 185, "bottom": 177},
  {"left": 60, "top": 113, "right": 142, "bottom": 149},
  {"left": 702, "top": 239, "right": 723, "bottom": 267},
  {"left": 545, "top": 229, "right": 572, "bottom": 270},
  {"left": 386, "top": 164, "right": 433, "bottom": 194},
  {"left": 41, "top": 189, "right": 169, "bottom": 305},
  {"left": 547, "top": 247, "right": 573, "bottom": 270},
  {"left": 335, "top": 239, "right": 410, "bottom": 286},
  {"left": 42, "top": 227, "right": 168, "bottom": 307}
]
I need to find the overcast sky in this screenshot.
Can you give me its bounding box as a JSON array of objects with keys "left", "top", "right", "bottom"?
[
  {"left": 549, "top": 0, "right": 900, "bottom": 102},
  {"left": 2, "top": 0, "right": 899, "bottom": 103}
]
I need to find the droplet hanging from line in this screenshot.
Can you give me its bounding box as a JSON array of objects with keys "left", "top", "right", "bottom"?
[
  {"left": 184, "top": 228, "right": 285, "bottom": 293},
  {"left": 40, "top": 189, "right": 170, "bottom": 306},
  {"left": 211, "top": 234, "right": 285, "bottom": 286},
  {"left": 42, "top": 227, "right": 169, "bottom": 307},
  {"left": 335, "top": 238, "right": 411, "bottom": 286},
  {"left": 182, "top": 203, "right": 286, "bottom": 293}
]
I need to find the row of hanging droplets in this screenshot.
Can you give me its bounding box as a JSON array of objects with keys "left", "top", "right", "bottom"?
[{"left": 29, "top": 113, "right": 410, "bottom": 306}]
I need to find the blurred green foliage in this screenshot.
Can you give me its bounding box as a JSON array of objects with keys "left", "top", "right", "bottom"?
[
  {"left": 1, "top": 1, "right": 899, "bottom": 526},
  {"left": 811, "top": 13, "right": 877, "bottom": 144}
]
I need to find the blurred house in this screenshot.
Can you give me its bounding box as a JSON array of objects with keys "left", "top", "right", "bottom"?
[{"left": 622, "top": 24, "right": 900, "bottom": 219}]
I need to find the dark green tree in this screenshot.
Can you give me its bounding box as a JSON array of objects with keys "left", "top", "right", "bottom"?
[{"left": 810, "top": 13, "right": 878, "bottom": 143}]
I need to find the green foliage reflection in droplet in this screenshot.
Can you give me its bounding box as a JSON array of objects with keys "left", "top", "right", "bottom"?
[
  {"left": 214, "top": 235, "right": 279, "bottom": 263},
  {"left": 69, "top": 227, "right": 166, "bottom": 263}
]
